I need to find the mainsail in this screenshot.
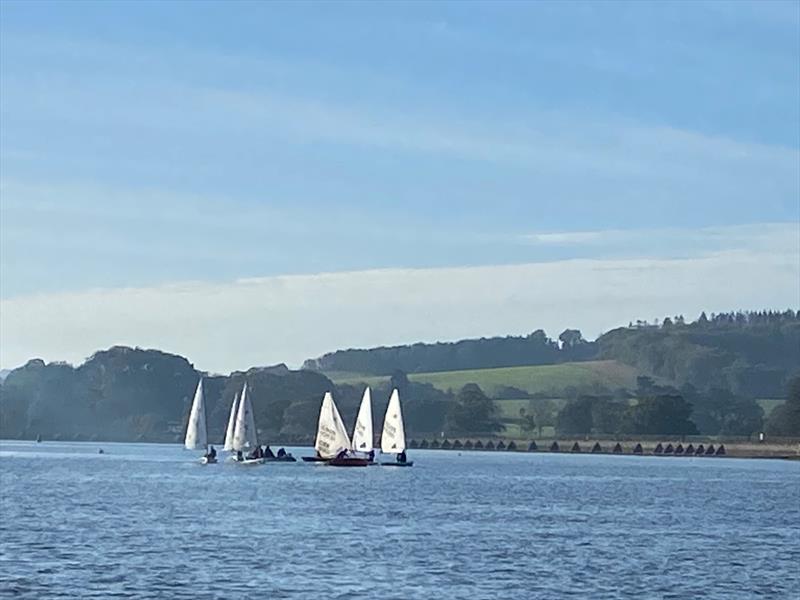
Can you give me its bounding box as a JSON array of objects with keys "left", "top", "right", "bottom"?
[
  {"left": 184, "top": 378, "right": 208, "bottom": 450},
  {"left": 314, "top": 392, "right": 351, "bottom": 459},
  {"left": 380, "top": 388, "right": 406, "bottom": 454},
  {"left": 232, "top": 383, "right": 258, "bottom": 451},
  {"left": 351, "top": 387, "right": 373, "bottom": 452},
  {"left": 223, "top": 391, "right": 240, "bottom": 452}
]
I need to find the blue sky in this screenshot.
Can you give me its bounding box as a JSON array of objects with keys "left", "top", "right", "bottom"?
[{"left": 1, "top": 1, "right": 798, "bottom": 371}]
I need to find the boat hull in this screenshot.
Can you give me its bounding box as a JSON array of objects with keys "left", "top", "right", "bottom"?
[
  {"left": 328, "top": 457, "right": 370, "bottom": 467},
  {"left": 264, "top": 455, "right": 297, "bottom": 463},
  {"left": 200, "top": 456, "right": 218, "bottom": 465},
  {"left": 301, "top": 456, "right": 330, "bottom": 463},
  {"left": 380, "top": 461, "right": 414, "bottom": 467},
  {"left": 235, "top": 458, "right": 265, "bottom": 466}
]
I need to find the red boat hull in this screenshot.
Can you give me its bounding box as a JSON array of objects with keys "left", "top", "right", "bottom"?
[{"left": 328, "top": 457, "right": 370, "bottom": 467}]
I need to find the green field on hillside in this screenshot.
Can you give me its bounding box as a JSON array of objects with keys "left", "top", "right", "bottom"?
[{"left": 328, "top": 360, "right": 640, "bottom": 396}]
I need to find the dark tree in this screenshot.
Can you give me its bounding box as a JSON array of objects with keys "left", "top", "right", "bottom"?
[
  {"left": 445, "top": 384, "right": 504, "bottom": 435},
  {"left": 622, "top": 395, "right": 698, "bottom": 435},
  {"left": 766, "top": 376, "right": 800, "bottom": 437},
  {"left": 556, "top": 397, "right": 594, "bottom": 435}
]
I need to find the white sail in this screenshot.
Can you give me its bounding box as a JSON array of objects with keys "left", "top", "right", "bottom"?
[
  {"left": 351, "top": 387, "right": 373, "bottom": 452},
  {"left": 232, "top": 383, "right": 258, "bottom": 451},
  {"left": 314, "top": 392, "right": 352, "bottom": 459},
  {"left": 184, "top": 379, "right": 208, "bottom": 450},
  {"left": 380, "top": 388, "right": 406, "bottom": 454},
  {"left": 223, "top": 391, "right": 240, "bottom": 452}
]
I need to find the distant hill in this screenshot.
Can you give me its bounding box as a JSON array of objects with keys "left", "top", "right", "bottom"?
[
  {"left": 598, "top": 310, "right": 799, "bottom": 398},
  {"left": 308, "top": 310, "right": 799, "bottom": 398},
  {"left": 2, "top": 310, "right": 797, "bottom": 443}
]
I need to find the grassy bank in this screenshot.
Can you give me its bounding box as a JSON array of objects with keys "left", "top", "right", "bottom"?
[{"left": 327, "top": 360, "right": 640, "bottom": 396}]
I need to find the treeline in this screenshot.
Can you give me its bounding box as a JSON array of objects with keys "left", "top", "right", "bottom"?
[
  {"left": 305, "top": 310, "right": 799, "bottom": 399},
  {"left": 599, "top": 310, "right": 799, "bottom": 397},
  {"left": 1, "top": 348, "right": 798, "bottom": 442},
  {"left": 303, "top": 329, "right": 596, "bottom": 374},
  {"left": 0, "top": 347, "right": 334, "bottom": 443},
  {"left": 553, "top": 377, "right": 767, "bottom": 437}
]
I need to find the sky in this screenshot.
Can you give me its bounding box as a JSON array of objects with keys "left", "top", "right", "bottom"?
[{"left": 1, "top": 0, "right": 799, "bottom": 373}]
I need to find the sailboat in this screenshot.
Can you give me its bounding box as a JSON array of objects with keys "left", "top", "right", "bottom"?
[
  {"left": 302, "top": 392, "right": 367, "bottom": 466},
  {"left": 222, "top": 391, "right": 240, "bottom": 460},
  {"left": 185, "top": 378, "right": 216, "bottom": 464},
  {"left": 351, "top": 387, "right": 375, "bottom": 463},
  {"left": 231, "top": 383, "right": 263, "bottom": 465},
  {"left": 380, "top": 388, "right": 413, "bottom": 467}
]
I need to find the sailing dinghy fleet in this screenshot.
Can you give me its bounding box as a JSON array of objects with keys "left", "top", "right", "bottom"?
[{"left": 184, "top": 380, "right": 411, "bottom": 467}]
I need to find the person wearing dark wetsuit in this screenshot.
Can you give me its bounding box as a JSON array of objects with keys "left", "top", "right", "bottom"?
[
  {"left": 264, "top": 445, "right": 275, "bottom": 459},
  {"left": 397, "top": 450, "right": 407, "bottom": 464},
  {"left": 276, "top": 448, "right": 286, "bottom": 458}
]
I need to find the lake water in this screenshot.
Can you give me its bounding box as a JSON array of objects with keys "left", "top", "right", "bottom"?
[{"left": 1, "top": 441, "right": 798, "bottom": 599}]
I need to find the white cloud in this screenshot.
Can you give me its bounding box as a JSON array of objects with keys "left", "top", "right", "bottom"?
[{"left": 1, "top": 240, "right": 797, "bottom": 373}]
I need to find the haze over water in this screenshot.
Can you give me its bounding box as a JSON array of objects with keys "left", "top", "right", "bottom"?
[{"left": 1, "top": 441, "right": 798, "bottom": 598}]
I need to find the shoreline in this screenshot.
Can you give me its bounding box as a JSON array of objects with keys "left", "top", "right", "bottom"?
[{"left": 3, "top": 437, "right": 798, "bottom": 460}]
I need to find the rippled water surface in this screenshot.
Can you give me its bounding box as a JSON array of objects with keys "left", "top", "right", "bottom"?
[{"left": 1, "top": 441, "right": 798, "bottom": 599}]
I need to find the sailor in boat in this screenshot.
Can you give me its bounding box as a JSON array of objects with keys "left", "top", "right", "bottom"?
[
  {"left": 264, "top": 445, "right": 276, "bottom": 459},
  {"left": 335, "top": 448, "right": 349, "bottom": 460},
  {"left": 397, "top": 450, "right": 407, "bottom": 464},
  {"left": 204, "top": 445, "right": 217, "bottom": 463},
  {"left": 246, "top": 446, "right": 263, "bottom": 460},
  {"left": 236, "top": 450, "right": 244, "bottom": 462},
  {"left": 367, "top": 449, "right": 375, "bottom": 463},
  {"left": 277, "top": 448, "right": 287, "bottom": 458}
]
